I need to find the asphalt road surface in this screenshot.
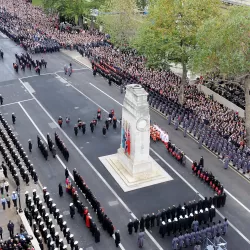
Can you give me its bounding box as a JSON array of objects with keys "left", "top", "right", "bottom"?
[{"left": 0, "top": 35, "right": 249, "bottom": 250}]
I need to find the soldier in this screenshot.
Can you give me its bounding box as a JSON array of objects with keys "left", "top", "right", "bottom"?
[
  {"left": 115, "top": 230, "right": 120, "bottom": 247},
  {"left": 82, "top": 122, "right": 86, "bottom": 134},
  {"left": 134, "top": 219, "right": 139, "bottom": 233},
  {"left": 178, "top": 232, "right": 185, "bottom": 248},
  {"left": 156, "top": 210, "right": 161, "bottom": 226},
  {"left": 184, "top": 230, "right": 190, "bottom": 247},
  {"left": 222, "top": 218, "right": 228, "bottom": 235},
  {"left": 192, "top": 218, "right": 199, "bottom": 232},
  {"left": 65, "top": 168, "right": 69, "bottom": 179},
  {"left": 139, "top": 217, "right": 145, "bottom": 231},
  {"left": 203, "top": 208, "right": 209, "bottom": 224},
  {"left": 224, "top": 155, "right": 229, "bottom": 169},
  {"left": 145, "top": 215, "right": 150, "bottom": 230},
  {"left": 64, "top": 65, "right": 67, "bottom": 75},
  {"left": 211, "top": 222, "right": 216, "bottom": 239},
  {"left": 90, "top": 121, "right": 95, "bottom": 133},
  {"left": 113, "top": 116, "right": 117, "bottom": 129},
  {"left": 12, "top": 113, "right": 16, "bottom": 124},
  {"left": 52, "top": 145, "right": 56, "bottom": 158},
  {"left": 150, "top": 213, "right": 155, "bottom": 228},
  {"left": 102, "top": 125, "right": 107, "bottom": 137},
  {"left": 159, "top": 221, "right": 166, "bottom": 238},
  {"left": 127, "top": 219, "right": 133, "bottom": 234},
  {"left": 209, "top": 205, "right": 216, "bottom": 222},
  {"left": 199, "top": 156, "right": 204, "bottom": 168},
  {"left": 74, "top": 125, "right": 78, "bottom": 136},
  {"left": 172, "top": 235, "right": 179, "bottom": 250},
  {"left": 58, "top": 116, "right": 63, "bottom": 127},
  {"left": 166, "top": 219, "right": 172, "bottom": 236},
  {"left": 105, "top": 119, "right": 109, "bottom": 130},
  {"left": 95, "top": 228, "right": 100, "bottom": 243},
  {"left": 28, "top": 139, "right": 32, "bottom": 153},
  {"left": 58, "top": 183, "right": 63, "bottom": 197}
]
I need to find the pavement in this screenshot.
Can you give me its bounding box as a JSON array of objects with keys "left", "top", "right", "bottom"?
[{"left": 0, "top": 38, "right": 249, "bottom": 250}]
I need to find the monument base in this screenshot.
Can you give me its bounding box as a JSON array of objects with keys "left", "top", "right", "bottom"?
[{"left": 99, "top": 154, "right": 173, "bottom": 192}]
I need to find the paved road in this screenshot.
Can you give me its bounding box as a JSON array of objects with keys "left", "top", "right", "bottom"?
[{"left": 0, "top": 38, "right": 249, "bottom": 249}]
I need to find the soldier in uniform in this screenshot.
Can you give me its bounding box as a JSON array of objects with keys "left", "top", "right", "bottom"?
[
  {"left": 28, "top": 139, "right": 32, "bottom": 152},
  {"left": 134, "top": 219, "right": 139, "bottom": 233},
  {"left": 12, "top": 113, "right": 16, "bottom": 124},
  {"left": 159, "top": 221, "right": 166, "bottom": 238},
  {"left": 127, "top": 219, "right": 133, "bottom": 234},
  {"left": 58, "top": 183, "right": 63, "bottom": 197}
]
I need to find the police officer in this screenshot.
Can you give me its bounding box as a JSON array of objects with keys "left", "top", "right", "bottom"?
[
  {"left": 114, "top": 230, "right": 120, "bottom": 247},
  {"left": 52, "top": 145, "right": 56, "bottom": 158}
]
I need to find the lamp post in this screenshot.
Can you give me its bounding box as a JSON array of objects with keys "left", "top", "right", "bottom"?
[{"left": 16, "top": 186, "right": 23, "bottom": 213}]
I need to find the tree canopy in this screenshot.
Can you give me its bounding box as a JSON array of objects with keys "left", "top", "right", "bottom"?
[
  {"left": 43, "top": 0, "right": 104, "bottom": 22},
  {"left": 132, "top": 0, "right": 221, "bottom": 103},
  {"left": 191, "top": 6, "right": 250, "bottom": 77},
  {"left": 97, "top": 0, "right": 141, "bottom": 46},
  {"left": 190, "top": 5, "right": 250, "bottom": 145}
]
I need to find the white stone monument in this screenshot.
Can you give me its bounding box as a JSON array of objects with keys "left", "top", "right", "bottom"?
[{"left": 99, "top": 84, "right": 172, "bottom": 192}]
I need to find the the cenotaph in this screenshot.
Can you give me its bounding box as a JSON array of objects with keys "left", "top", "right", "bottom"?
[{"left": 99, "top": 84, "right": 172, "bottom": 192}]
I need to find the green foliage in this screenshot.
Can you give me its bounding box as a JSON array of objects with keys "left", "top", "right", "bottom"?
[
  {"left": 42, "top": 0, "right": 104, "bottom": 20},
  {"left": 133, "top": 0, "right": 221, "bottom": 70},
  {"left": 190, "top": 6, "right": 250, "bottom": 77},
  {"left": 32, "top": 0, "right": 43, "bottom": 6},
  {"left": 98, "top": 0, "right": 141, "bottom": 46}
]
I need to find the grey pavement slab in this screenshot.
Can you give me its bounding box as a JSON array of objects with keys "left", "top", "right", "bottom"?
[{"left": 11, "top": 74, "right": 247, "bottom": 249}]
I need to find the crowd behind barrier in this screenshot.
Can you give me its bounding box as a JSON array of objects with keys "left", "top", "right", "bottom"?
[{"left": 0, "top": 226, "right": 34, "bottom": 250}]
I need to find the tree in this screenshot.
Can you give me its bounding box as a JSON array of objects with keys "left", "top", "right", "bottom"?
[
  {"left": 190, "top": 6, "right": 250, "bottom": 145},
  {"left": 43, "top": 0, "right": 104, "bottom": 25},
  {"left": 98, "top": 0, "right": 140, "bottom": 46},
  {"left": 132, "top": 0, "right": 221, "bottom": 104}
]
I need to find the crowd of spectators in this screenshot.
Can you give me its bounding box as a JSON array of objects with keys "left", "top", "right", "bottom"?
[
  {"left": 0, "top": 221, "right": 34, "bottom": 250},
  {"left": 0, "top": 0, "right": 104, "bottom": 53},
  {"left": 87, "top": 45, "right": 246, "bottom": 147},
  {"left": 0, "top": 0, "right": 246, "bottom": 147}
]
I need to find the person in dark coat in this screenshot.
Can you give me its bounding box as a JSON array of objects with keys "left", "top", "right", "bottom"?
[
  {"left": 145, "top": 215, "right": 150, "bottom": 230},
  {"left": 102, "top": 125, "right": 107, "bottom": 136},
  {"left": 58, "top": 183, "right": 63, "bottom": 197},
  {"left": 65, "top": 168, "right": 69, "bottom": 179},
  {"left": 95, "top": 228, "right": 100, "bottom": 243},
  {"left": 69, "top": 203, "right": 75, "bottom": 219},
  {"left": 140, "top": 217, "right": 145, "bottom": 231},
  {"left": 115, "top": 230, "right": 120, "bottom": 247},
  {"left": 159, "top": 221, "right": 166, "bottom": 238},
  {"left": 134, "top": 219, "right": 139, "bottom": 233},
  {"left": 127, "top": 219, "right": 133, "bottom": 234},
  {"left": 28, "top": 139, "right": 32, "bottom": 153}
]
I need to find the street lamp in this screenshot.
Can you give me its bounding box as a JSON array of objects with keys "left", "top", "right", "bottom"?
[{"left": 16, "top": 186, "right": 23, "bottom": 213}]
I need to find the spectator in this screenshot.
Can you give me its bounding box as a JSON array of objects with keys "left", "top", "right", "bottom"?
[
  {"left": 6, "top": 194, "right": 10, "bottom": 208},
  {"left": 4, "top": 180, "right": 9, "bottom": 193},
  {"left": 0, "top": 182, "right": 4, "bottom": 195},
  {"left": 1, "top": 195, "right": 6, "bottom": 210},
  {"left": 0, "top": 226, "right": 2, "bottom": 240},
  {"left": 7, "top": 220, "right": 14, "bottom": 238}
]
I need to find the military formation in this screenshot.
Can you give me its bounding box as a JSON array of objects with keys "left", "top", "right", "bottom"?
[
  {"left": 63, "top": 168, "right": 121, "bottom": 247},
  {"left": 13, "top": 53, "right": 47, "bottom": 74},
  {"left": 0, "top": 112, "right": 38, "bottom": 186},
  {"left": 24, "top": 188, "right": 80, "bottom": 250},
  {"left": 171, "top": 218, "right": 229, "bottom": 249}
]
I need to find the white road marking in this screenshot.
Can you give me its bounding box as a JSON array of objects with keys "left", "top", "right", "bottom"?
[
  {"left": 19, "top": 101, "right": 127, "bottom": 250},
  {"left": 0, "top": 98, "right": 34, "bottom": 107},
  {"left": 22, "top": 82, "right": 35, "bottom": 94},
  {"left": 19, "top": 68, "right": 88, "bottom": 80},
  {"left": 61, "top": 76, "right": 250, "bottom": 244}
]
